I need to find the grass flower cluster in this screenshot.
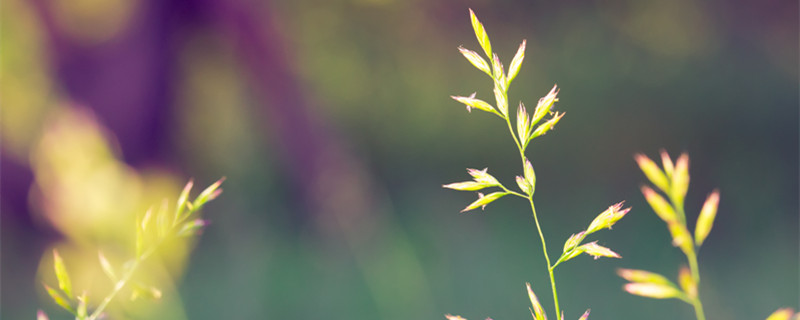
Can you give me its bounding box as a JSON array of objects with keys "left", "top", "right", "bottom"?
[
  {"left": 443, "top": 9, "right": 797, "bottom": 320},
  {"left": 37, "top": 178, "right": 224, "bottom": 320},
  {"left": 444, "top": 9, "right": 629, "bottom": 320},
  {"left": 619, "top": 151, "right": 715, "bottom": 320},
  {"left": 621, "top": 151, "right": 799, "bottom": 320}
]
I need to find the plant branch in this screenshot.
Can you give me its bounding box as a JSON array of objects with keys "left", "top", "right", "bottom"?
[{"left": 528, "top": 197, "right": 560, "bottom": 317}]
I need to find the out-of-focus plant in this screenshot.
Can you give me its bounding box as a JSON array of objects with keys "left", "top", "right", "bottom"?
[
  {"left": 443, "top": 9, "right": 629, "bottom": 320},
  {"left": 621, "top": 151, "right": 798, "bottom": 320},
  {"left": 37, "top": 178, "right": 224, "bottom": 320}
]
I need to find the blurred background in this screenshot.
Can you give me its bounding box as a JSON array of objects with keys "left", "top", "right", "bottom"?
[{"left": 2, "top": 0, "right": 797, "bottom": 319}]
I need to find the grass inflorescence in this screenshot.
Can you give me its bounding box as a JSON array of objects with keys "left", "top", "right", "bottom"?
[
  {"left": 38, "top": 178, "right": 224, "bottom": 320},
  {"left": 443, "top": 9, "right": 629, "bottom": 320}
]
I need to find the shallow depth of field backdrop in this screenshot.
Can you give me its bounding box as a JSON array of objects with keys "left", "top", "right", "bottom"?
[{"left": 2, "top": 0, "right": 797, "bottom": 319}]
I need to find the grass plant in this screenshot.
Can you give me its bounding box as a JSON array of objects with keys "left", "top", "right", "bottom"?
[
  {"left": 621, "top": 151, "right": 798, "bottom": 320},
  {"left": 37, "top": 178, "right": 224, "bottom": 320},
  {"left": 443, "top": 9, "right": 629, "bottom": 320}
]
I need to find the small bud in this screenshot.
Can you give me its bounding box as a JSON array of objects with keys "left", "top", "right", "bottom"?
[
  {"left": 37, "top": 310, "right": 50, "bottom": 320},
  {"left": 524, "top": 159, "right": 536, "bottom": 194},
  {"left": 458, "top": 46, "right": 492, "bottom": 76},
  {"left": 586, "top": 202, "right": 629, "bottom": 235},
  {"left": 670, "top": 153, "right": 690, "bottom": 209},
  {"left": 563, "top": 231, "right": 586, "bottom": 253},
  {"left": 668, "top": 221, "right": 694, "bottom": 257},
  {"left": 461, "top": 192, "right": 507, "bottom": 213},
  {"left": 445, "top": 314, "right": 467, "bottom": 320},
  {"left": 451, "top": 94, "right": 496, "bottom": 114},
  {"left": 558, "top": 246, "right": 584, "bottom": 263},
  {"left": 623, "top": 282, "right": 683, "bottom": 299},
  {"left": 469, "top": 9, "right": 492, "bottom": 59},
  {"left": 491, "top": 53, "right": 505, "bottom": 85},
  {"left": 527, "top": 283, "right": 547, "bottom": 320},
  {"left": 130, "top": 283, "right": 162, "bottom": 301},
  {"left": 634, "top": 153, "right": 670, "bottom": 193},
  {"left": 678, "top": 266, "right": 697, "bottom": 299},
  {"left": 175, "top": 179, "right": 194, "bottom": 222},
  {"left": 516, "top": 176, "right": 531, "bottom": 195},
  {"left": 443, "top": 181, "right": 489, "bottom": 191},
  {"left": 617, "top": 269, "right": 674, "bottom": 286},
  {"left": 695, "top": 190, "right": 719, "bottom": 247},
  {"left": 467, "top": 168, "right": 500, "bottom": 186},
  {"left": 579, "top": 242, "right": 621, "bottom": 260},
  {"left": 531, "top": 85, "right": 559, "bottom": 126},
  {"left": 507, "top": 40, "right": 526, "bottom": 85},
  {"left": 517, "top": 102, "right": 530, "bottom": 143},
  {"left": 177, "top": 219, "right": 210, "bottom": 237},
  {"left": 659, "top": 149, "right": 674, "bottom": 177},
  {"left": 531, "top": 112, "right": 564, "bottom": 138},
  {"left": 765, "top": 308, "right": 796, "bottom": 320},
  {"left": 641, "top": 186, "right": 677, "bottom": 223},
  {"left": 493, "top": 85, "right": 507, "bottom": 117},
  {"left": 578, "top": 309, "right": 590, "bottom": 320},
  {"left": 192, "top": 177, "right": 226, "bottom": 210}
]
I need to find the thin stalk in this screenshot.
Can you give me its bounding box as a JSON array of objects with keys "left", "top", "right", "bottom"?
[
  {"left": 686, "top": 251, "right": 706, "bottom": 320},
  {"left": 87, "top": 247, "right": 155, "bottom": 320},
  {"left": 501, "top": 102, "right": 561, "bottom": 317},
  {"left": 528, "top": 198, "right": 560, "bottom": 317},
  {"left": 690, "top": 296, "right": 707, "bottom": 320},
  {"left": 88, "top": 207, "right": 195, "bottom": 319}
]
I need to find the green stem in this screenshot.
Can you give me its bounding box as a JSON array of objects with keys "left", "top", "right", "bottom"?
[
  {"left": 87, "top": 207, "right": 197, "bottom": 319},
  {"left": 529, "top": 198, "right": 560, "bottom": 318},
  {"left": 686, "top": 251, "right": 706, "bottom": 320},
  {"left": 499, "top": 185, "right": 528, "bottom": 199},
  {"left": 503, "top": 111, "right": 523, "bottom": 152},
  {"left": 691, "top": 297, "right": 706, "bottom": 320},
  {"left": 87, "top": 247, "right": 156, "bottom": 320}
]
